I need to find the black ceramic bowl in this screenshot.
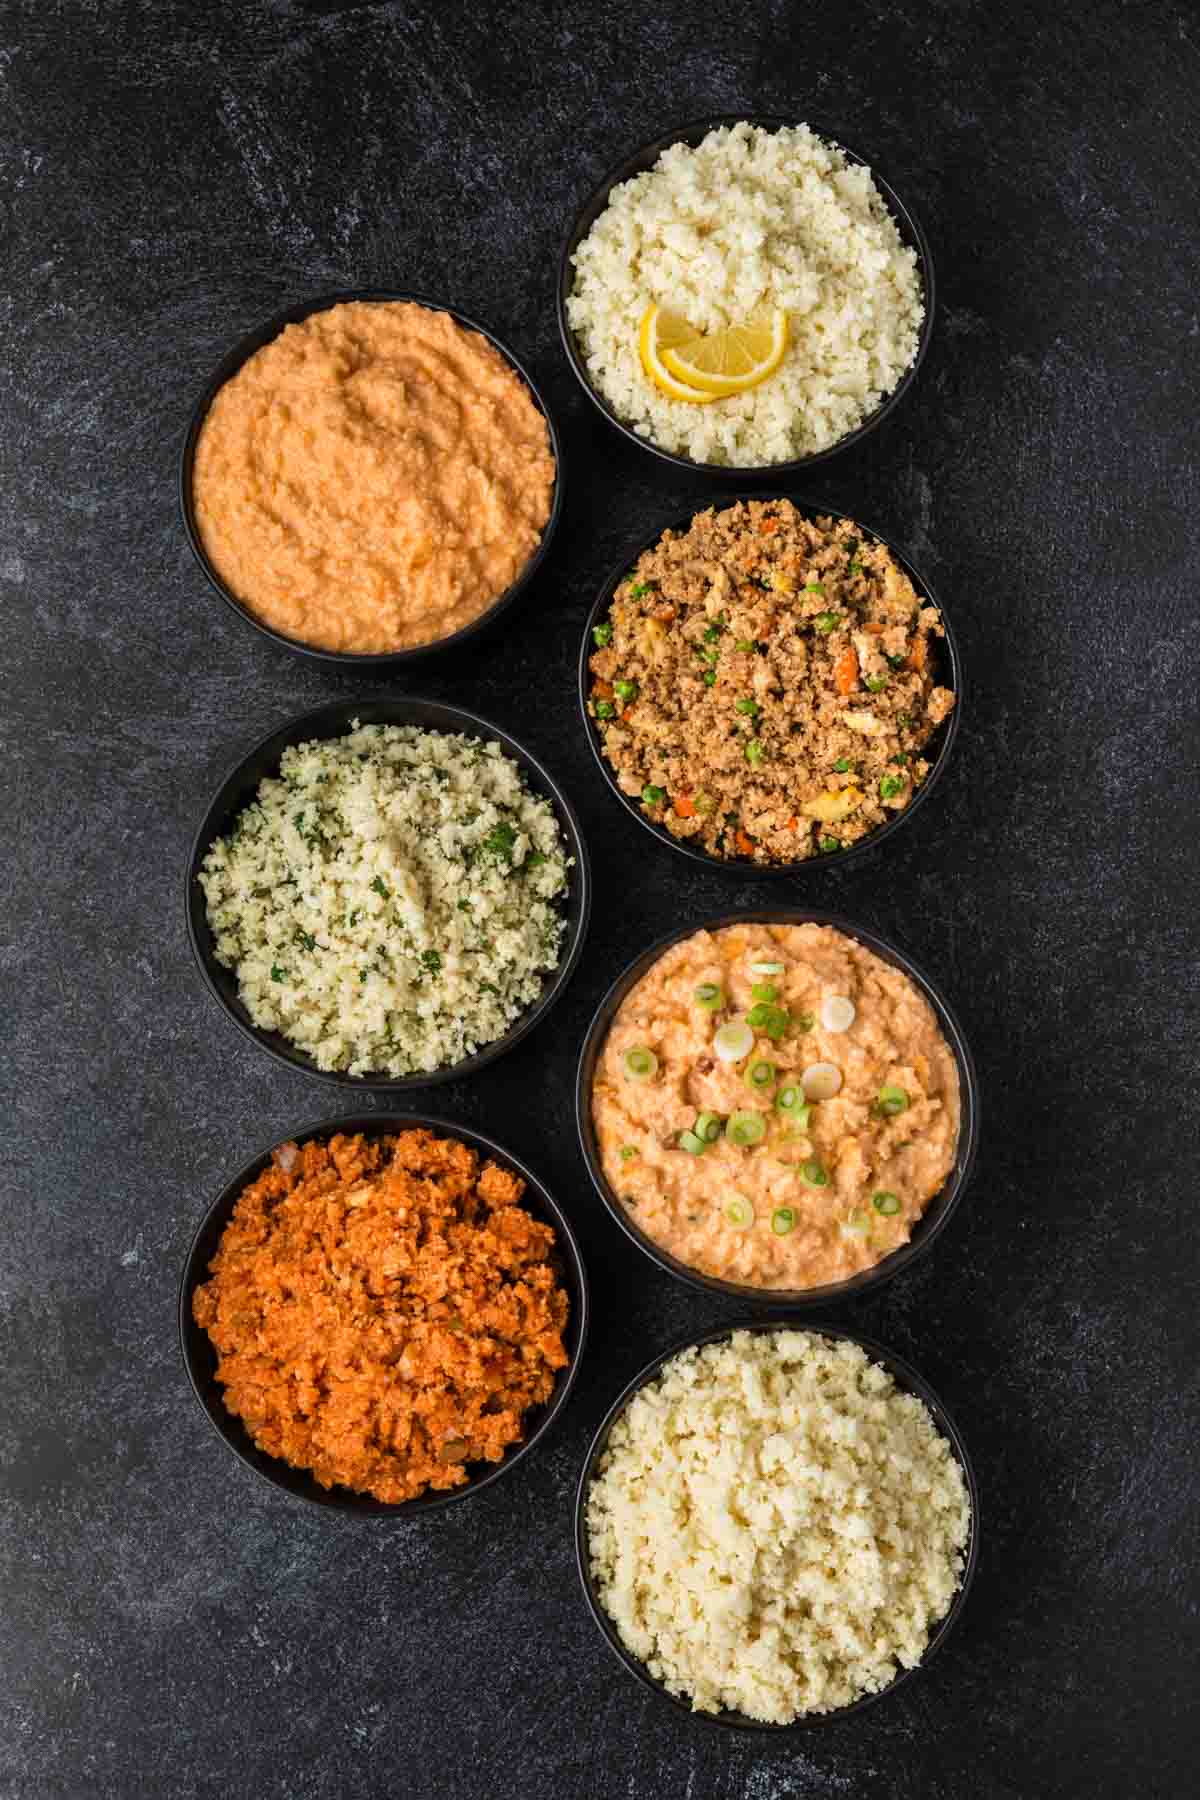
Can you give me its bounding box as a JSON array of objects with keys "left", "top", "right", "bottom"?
[
  {"left": 575, "top": 1316, "right": 978, "bottom": 1728},
  {"left": 186, "top": 697, "right": 591, "bottom": 1089},
  {"left": 557, "top": 115, "right": 934, "bottom": 478},
  {"left": 576, "top": 908, "right": 978, "bottom": 1307},
  {"left": 179, "top": 288, "right": 563, "bottom": 666},
  {"left": 578, "top": 496, "right": 962, "bottom": 877},
  {"left": 180, "top": 1112, "right": 590, "bottom": 1515}
]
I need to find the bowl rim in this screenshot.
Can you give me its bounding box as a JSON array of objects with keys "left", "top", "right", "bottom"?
[
  {"left": 577, "top": 492, "right": 963, "bottom": 877},
  {"left": 574, "top": 1314, "right": 979, "bottom": 1728},
  {"left": 178, "top": 286, "right": 565, "bottom": 666},
  {"left": 574, "top": 906, "right": 979, "bottom": 1306},
  {"left": 185, "top": 695, "right": 592, "bottom": 1089},
  {"left": 556, "top": 113, "right": 936, "bottom": 476},
  {"left": 179, "top": 1110, "right": 591, "bottom": 1516}
]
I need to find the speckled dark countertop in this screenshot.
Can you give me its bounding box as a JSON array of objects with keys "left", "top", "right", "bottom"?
[{"left": 2, "top": 2, "right": 1198, "bottom": 1795}]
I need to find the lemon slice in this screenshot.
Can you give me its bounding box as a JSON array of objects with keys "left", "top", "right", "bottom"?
[
  {"left": 662, "top": 312, "right": 789, "bottom": 395},
  {"left": 638, "top": 306, "right": 717, "bottom": 404}
]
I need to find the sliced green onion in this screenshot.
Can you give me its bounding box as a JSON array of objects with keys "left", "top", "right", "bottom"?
[
  {"left": 872, "top": 1191, "right": 901, "bottom": 1215},
  {"left": 703, "top": 669, "right": 717, "bottom": 687},
  {"left": 875, "top": 1084, "right": 910, "bottom": 1116},
  {"left": 795, "top": 1012, "right": 815, "bottom": 1033},
  {"left": 623, "top": 1046, "right": 658, "bottom": 1082},
  {"left": 771, "top": 1207, "right": 796, "bottom": 1236},
  {"left": 820, "top": 995, "right": 856, "bottom": 1033},
  {"left": 592, "top": 621, "right": 613, "bottom": 647},
  {"left": 805, "top": 581, "right": 825, "bottom": 594},
  {"left": 841, "top": 1208, "right": 871, "bottom": 1237},
  {"left": 726, "top": 1110, "right": 767, "bottom": 1148},
  {"left": 745, "top": 1059, "right": 776, "bottom": 1091},
  {"left": 734, "top": 697, "right": 759, "bottom": 716},
  {"left": 744, "top": 739, "right": 765, "bottom": 766},
  {"left": 763, "top": 1005, "right": 790, "bottom": 1042},
  {"left": 800, "top": 1158, "right": 829, "bottom": 1188},
  {"left": 814, "top": 612, "right": 842, "bottom": 634},
  {"left": 735, "top": 637, "right": 754, "bottom": 652},
  {"left": 619, "top": 1146, "right": 638, "bottom": 1163},
  {"left": 750, "top": 960, "right": 785, "bottom": 975},
  {"left": 745, "top": 1002, "right": 773, "bottom": 1029},
  {"left": 750, "top": 982, "right": 779, "bottom": 1003},
  {"left": 801, "top": 1062, "right": 842, "bottom": 1101},
  {"left": 775, "top": 1087, "right": 811, "bottom": 1126},
  {"left": 694, "top": 982, "right": 724, "bottom": 1012},
  {"left": 703, "top": 623, "right": 722, "bottom": 643},
  {"left": 678, "top": 1129, "right": 706, "bottom": 1155},
  {"left": 725, "top": 1193, "right": 754, "bottom": 1228},
  {"left": 694, "top": 1110, "right": 724, "bottom": 1143},
  {"left": 714, "top": 1019, "right": 754, "bottom": 1063}
]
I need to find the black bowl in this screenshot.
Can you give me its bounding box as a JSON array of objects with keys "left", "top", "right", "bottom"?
[
  {"left": 576, "top": 908, "right": 979, "bottom": 1306},
  {"left": 186, "top": 697, "right": 591, "bottom": 1088},
  {"left": 576, "top": 1316, "right": 979, "bottom": 1728},
  {"left": 578, "top": 495, "right": 962, "bottom": 877},
  {"left": 180, "top": 1112, "right": 590, "bottom": 1515},
  {"left": 179, "top": 288, "right": 563, "bottom": 666},
  {"left": 557, "top": 115, "right": 934, "bottom": 477}
]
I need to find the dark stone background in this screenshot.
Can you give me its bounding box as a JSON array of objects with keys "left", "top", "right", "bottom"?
[{"left": 2, "top": 1, "right": 1197, "bottom": 1795}]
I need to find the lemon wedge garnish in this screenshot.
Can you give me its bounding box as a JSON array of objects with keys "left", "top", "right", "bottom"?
[
  {"left": 662, "top": 312, "right": 789, "bottom": 395},
  {"left": 638, "top": 306, "right": 717, "bottom": 404}
]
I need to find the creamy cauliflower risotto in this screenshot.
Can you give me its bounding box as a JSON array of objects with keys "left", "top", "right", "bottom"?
[
  {"left": 199, "top": 723, "right": 571, "bottom": 1076},
  {"left": 566, "top": 122, "right": 924, "bottom": 466},
  {"left": 586, "top": 1329, "right": 971, "bottom": 1722}
]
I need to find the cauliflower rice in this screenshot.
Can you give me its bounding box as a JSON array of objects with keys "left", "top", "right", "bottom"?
[
  {"left": 586, "top": 1329, "right": 971, "bottom": 1722},
  {"left": 199, "top": 723, "right": 571, "bottom": 1077},
  {"left": 566, "top": 122, "right": 924, "bottom": 466}
]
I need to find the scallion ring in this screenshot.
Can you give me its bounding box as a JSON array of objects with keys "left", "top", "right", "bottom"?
[
  {"left": 623, "top": 1046, "right": 658, "bottom": 1082},
  {"left": 678, "top": 1129, "right": 706, "bottom": 1155},
  {"left": 771, "top": 1207, "right": 796, "bottom": 1236},
  {"left": 775, "top": 1087, "right": 811, "bottom": 1126},
  {"left": 725, "top": 1193, "right": 755, "bottom": 1228},
  {"left": 875, "top": 1084, "right": 910, "bottom": 1117},
  {"left": 694, "top": 1110, "right": 724, "bottom": 1143},
  {"left": 694, "top": 982, "right": 724, "bottom": 1012},
  {"left": 726, "top": 1110, "right": 767, "bottom": 1148},
  {"left": 714, "top": 1019, "right": 754, "bottom": 1063},
  {"left": 745, "top": 1059, "right": 776, "bottom": 1092},
  {"left": 799, "top": 1158, "right": 829, "bottom": 1188},
  {"left": 872, "top": 1191, "right": 901, "bottom": 1215}
]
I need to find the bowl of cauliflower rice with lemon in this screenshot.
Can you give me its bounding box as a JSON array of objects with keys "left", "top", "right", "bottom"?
[{"left": 559, "top": 117, "right": 933, "bottom": 471}]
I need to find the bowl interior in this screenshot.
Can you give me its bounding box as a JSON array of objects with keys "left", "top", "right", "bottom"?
[
  {"left": 179, "top": 288, "right": 563, "bottom": 666},
  {"left": 187, "top": 697, "right": 591, "bottom": 1089},
  {"left": 575, "top": 1316, "right": 979, "bottom": 1728},
  {"left": 578, "top": 495, "right": 962, "bottom": 878},
  {"left": 180, "top": 1113, "right": 590, "bottom": 1515},
  {"left": 557, "top": 114, "right": 935, "bottom": 476},
  {"left": 575, "top": 908, "right": 978, "bottom": 1306}
]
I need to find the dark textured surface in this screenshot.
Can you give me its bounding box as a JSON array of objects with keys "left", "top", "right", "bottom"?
[{"left": 2, "top": 2, "right": 1198, "bottom": 1795}]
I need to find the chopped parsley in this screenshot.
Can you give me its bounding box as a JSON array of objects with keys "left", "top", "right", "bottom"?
[{"left": 370, "top": 876, "right": 390, "bottom": 900}]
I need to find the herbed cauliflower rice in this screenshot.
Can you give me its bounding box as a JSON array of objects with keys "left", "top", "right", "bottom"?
[
  {"left": 567, "top": 122, "right": 924, "bottom": 466},
  {"left": 586, "top": 1329, "right": 971, "bottom": 1722},
  {"left": 199, "top": 723, "right": 571, "bottom": 1077}
]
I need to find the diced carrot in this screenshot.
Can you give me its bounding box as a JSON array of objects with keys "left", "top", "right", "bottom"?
[
  {"left": 735, "top": 828, "right": 756, "bottom": 855},
  {"left": 759, "top": 517, "right": 779, "bottom": 535},
  {"left": 593, "top": 678, "right": 613, "bottom": 700},
  {"left": 786, "top": 816, "right": 799, "bottom": 830},
  {"left": 864, "top": 620, "right": 884, "bottom": 635},
  {"left": 622, "top": 708, "right": 633, "bottom": 722},
  {"left": 834, "top": 646, "right": 859, "bottom": 695},
  {"left": 907, "top": 634, "right": 928, "bottom": 672},
  {"left": 674, "top": 795, "right": 696, "bottom": 818}
]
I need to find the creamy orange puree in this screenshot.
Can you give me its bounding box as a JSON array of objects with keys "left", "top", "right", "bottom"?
[
  {"left": 192, "top": 301, "right": 556, "bottom": 653},
  {"left": 592, "top": 923, "right": 960, "bottom": 1290}
]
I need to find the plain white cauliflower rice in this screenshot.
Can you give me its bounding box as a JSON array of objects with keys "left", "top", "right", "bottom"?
[
  {"left": 199, "top": 722, "right": 571, "bottom": 1077},
  {"left": 586, "top": 1328, "right": 971, "bottom": 1722},
  {"left": 566, "top": 122, "right": 925, "bottom": 466}
]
